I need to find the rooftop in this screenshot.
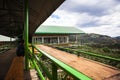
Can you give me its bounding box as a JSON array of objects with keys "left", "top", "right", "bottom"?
[{"left": 35, "top": 25, "right": 84, "bottom": 34}]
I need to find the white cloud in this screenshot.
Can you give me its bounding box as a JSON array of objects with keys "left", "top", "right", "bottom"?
[
  {"left": 80, "top": 25, "right": 120, "bottom": 37},
  {"left": 43, "top": 10, "right": 98, "bottom": 27},
  {"left": 42, "top": 10, "right": 78, "bottom": 26},
  {"left": 70, "top": 0, "right": 99, "bottom": 6},
  {"left": 59, "top": 0, "right": 119, "bottom": 16},
  {"left": 43, "top": 0, "right": 120, "bottom": 37},
  {"left": 77, "top": 0, "right": 117, "bottom": 6},
  {"left": 76, "top": 13, "right": 99, "bottom": 26},
  {"left": 98, "top": 12, "right": 120, "bottom": 26}
]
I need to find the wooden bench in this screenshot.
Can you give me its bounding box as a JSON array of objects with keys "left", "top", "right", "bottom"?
[{"left": 5, "top": 57, "right": 24, "bottom": 80}]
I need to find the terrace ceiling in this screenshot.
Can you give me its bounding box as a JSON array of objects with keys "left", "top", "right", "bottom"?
[{"left": 0, "top": 0, "right": 65, "bottom": 38}]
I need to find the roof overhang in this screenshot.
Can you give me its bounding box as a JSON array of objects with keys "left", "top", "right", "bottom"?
[{"left": 0, "top": 0, "right": 65, "bottom": 38}]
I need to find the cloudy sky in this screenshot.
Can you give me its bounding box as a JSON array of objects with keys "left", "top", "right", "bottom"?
[{"left": 42, "top": 0, "right": 120, "bottom": 37}]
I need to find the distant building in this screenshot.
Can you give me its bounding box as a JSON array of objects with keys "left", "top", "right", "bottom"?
[{"left": 32, "top": 25, "right": 84, "bottom": 44}]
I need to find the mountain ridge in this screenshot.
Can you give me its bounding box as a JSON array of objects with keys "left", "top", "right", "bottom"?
[{"left": 79, "top": 33, "right": 120, "bottom": 44}]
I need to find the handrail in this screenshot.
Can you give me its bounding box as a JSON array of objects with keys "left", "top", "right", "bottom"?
[
  {"left": 78, "top": 50, "right": 120, "bottom": 62},
  {"left": 56, "top": 47, "right": 120, "bottom": 62},
  {"left": 28, "top": 48, "right": 45, "bottom": 80},
  {"left": 32, "top": 44, "right": 92, "bottom": 80},
  {"left": 30, "top": 55, "right": 45, "bottom": 80}
]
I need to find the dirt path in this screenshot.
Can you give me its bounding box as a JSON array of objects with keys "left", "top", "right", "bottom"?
[
  {"left": 0, "top": 49, "right": 16, "bottom": 80},
  {"left": 37, "top": 45, "right": 120, "bottom": 80}
]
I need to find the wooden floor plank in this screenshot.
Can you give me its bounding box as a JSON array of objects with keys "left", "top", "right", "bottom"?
[
  {"left": 0, "top": 49, "right": 16, "bottom": 80},
  {"left": 5, "top": 57, "right": 24, "bottom": 80}
]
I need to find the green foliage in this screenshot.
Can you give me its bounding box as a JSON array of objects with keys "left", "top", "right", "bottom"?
[{"left": 102, "top": 47, "right": 111, "bottom": 53}]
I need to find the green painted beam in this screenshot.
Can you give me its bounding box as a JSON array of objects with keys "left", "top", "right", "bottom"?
[
  {"left": 30, "top": 56, "right": 45, "bottom": 80},
  {"left": 29, "top": 48, "right": 52, "bottom": 80},
  {"left": 33, "top": 45, "right": 92, "bottom": 80},
  {"left": 37, "top": 57, "right": 53, "bottom": 80},
  {"left": 28, "top": 48, "right": 45, "bottom": 80}
]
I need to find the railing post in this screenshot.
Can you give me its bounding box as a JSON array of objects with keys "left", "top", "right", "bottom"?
[
  {"left": 52, "top": 63, "right": 58, "bottom": 80},
  {"left": 24, "top": 0, "right": 29, "bottom": 70}
]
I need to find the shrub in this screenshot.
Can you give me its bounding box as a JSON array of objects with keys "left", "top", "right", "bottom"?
[{"left": 102, "top": 47, "right": 111, "bottom": 53}]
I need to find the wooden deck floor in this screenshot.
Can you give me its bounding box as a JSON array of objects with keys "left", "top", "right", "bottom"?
[
  {"left": 37, "top": 45, "right": 120, "bottom": 80},
  {"left": 5, "top": 57, "right": 24, "bottom": 80},
  {"left": 0, "top": 49, "right": 16, "bottom": 80},
  {"left": 0, "top": 49, "right": 40, "bottom": 80}
]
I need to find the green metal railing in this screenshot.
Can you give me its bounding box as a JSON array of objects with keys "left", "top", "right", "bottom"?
[
  {"left": 56, "top": 47, "right": 120, "bottom": 62},
  {"left": 77, "top": 50, "right": 120, "bottom": 62},
  {"left": 55, "top": 46, "right": 120, "bottom": 69},
  {"left": 29, "top": 53, "right": 45, "bottom": 80},
  {"left": 28, "top": 44, "right": 92, "bottom": 80}
]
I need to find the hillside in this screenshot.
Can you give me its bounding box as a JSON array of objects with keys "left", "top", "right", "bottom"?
[
  {"left": 79, "top": 33, "right": 120, "bottom": 44},
  {"left": 114, "top": 36, "right": 120, "bottom": 40},
  {"left": 57, "top": 33, "right": 120, "bottom": 69},
  {"left": 69, "top": 33, "right": 120, "bottom": 68}
]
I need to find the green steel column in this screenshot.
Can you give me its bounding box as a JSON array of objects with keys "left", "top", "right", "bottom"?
[
  {"left": 52, "top": 63, "right": 58, "bottom": 80},
  {"left": 24, "top": 0, "right": 29, "bottom": 70}
]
